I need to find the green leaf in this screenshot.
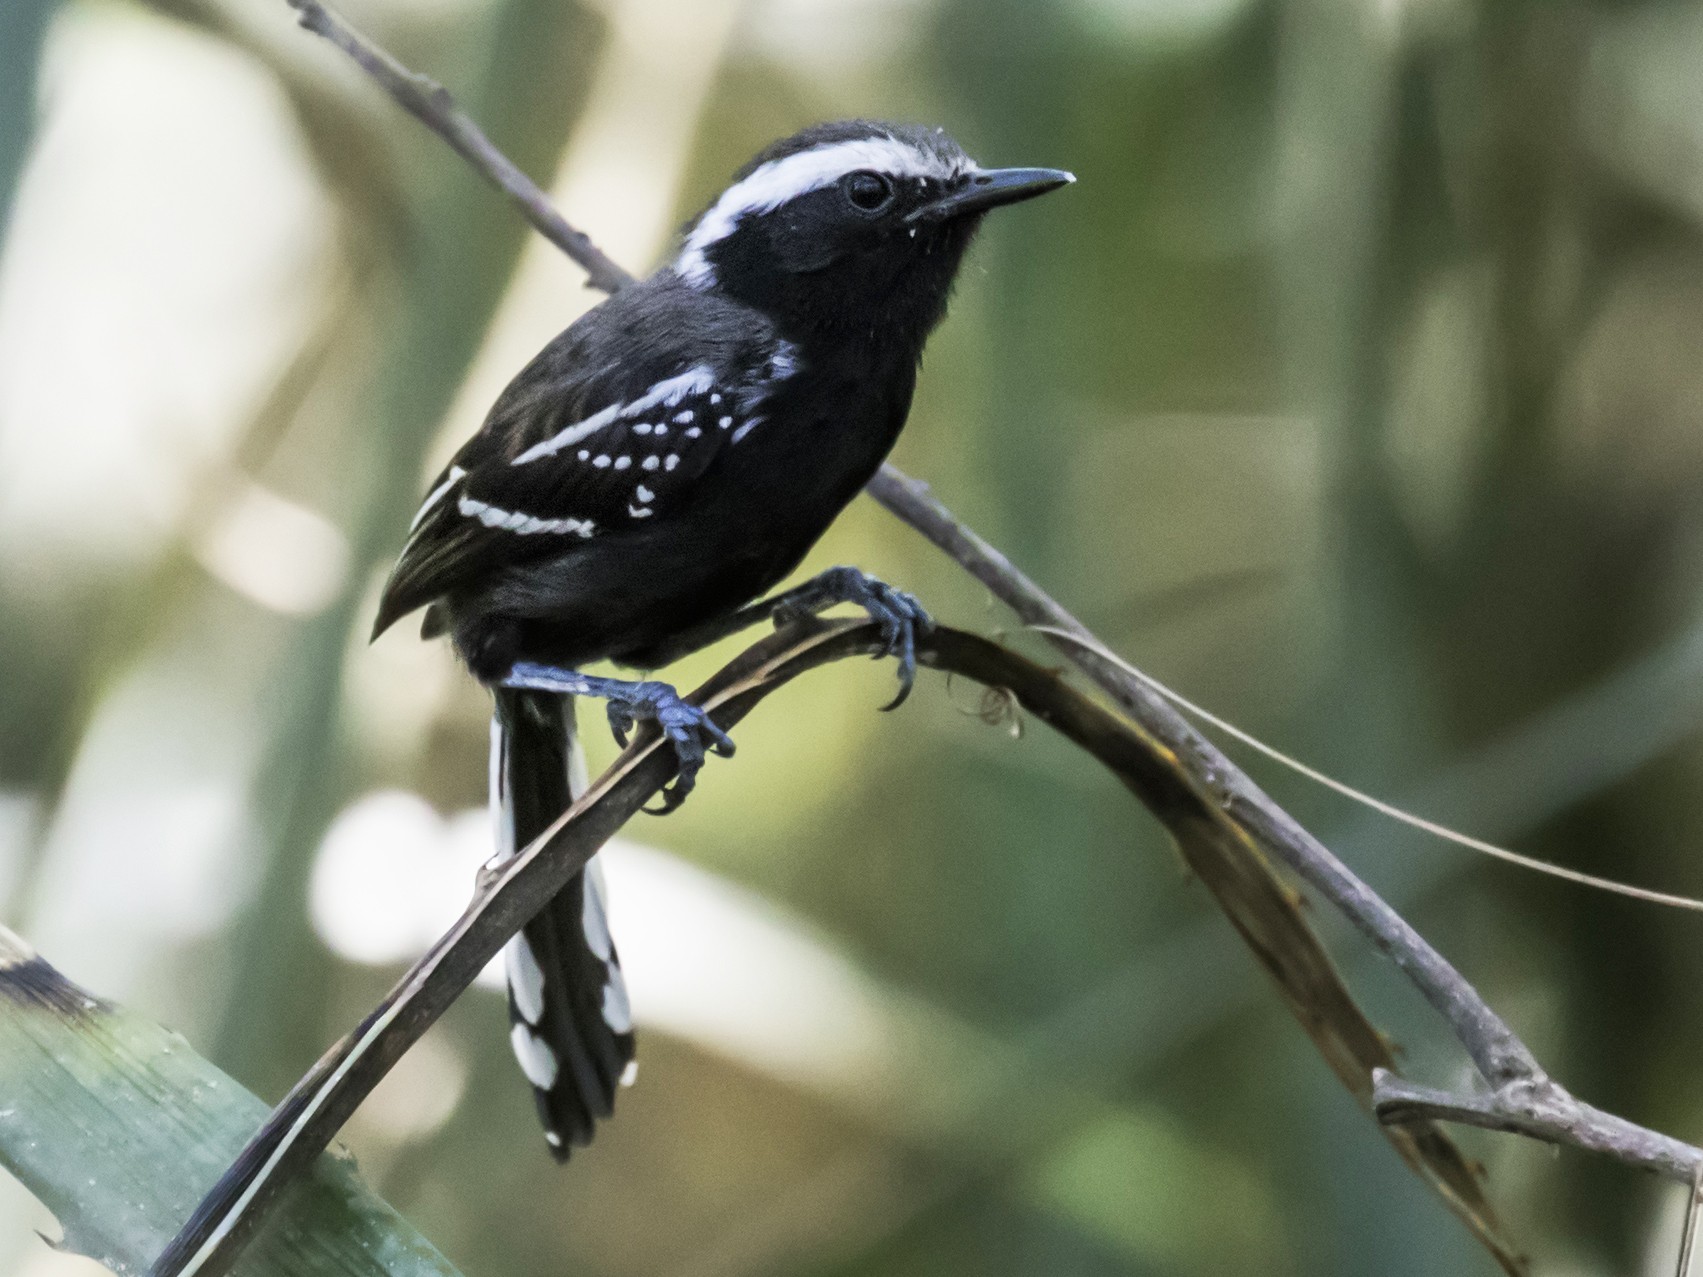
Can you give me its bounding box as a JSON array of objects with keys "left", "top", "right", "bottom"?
[{"left": 0, "top": 925, "right": 459, "bottom": 1277}]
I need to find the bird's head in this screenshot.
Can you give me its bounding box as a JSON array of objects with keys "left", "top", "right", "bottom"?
[{"left": 673, "top": 120, "right": 1072, "bottom": 343}]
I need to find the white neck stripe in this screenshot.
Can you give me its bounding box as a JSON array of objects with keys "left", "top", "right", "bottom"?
[{"left": 675, "top": 136, "right": 970, "bottom": 287}]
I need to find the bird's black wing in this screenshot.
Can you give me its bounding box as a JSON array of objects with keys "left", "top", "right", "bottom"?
[{"left": 373, "top": 288, "right": 793, "bottom": 639}]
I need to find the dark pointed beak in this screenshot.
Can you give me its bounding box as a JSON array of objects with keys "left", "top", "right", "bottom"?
[{"left": 908, "top": 166, "right": 1075, "bottom": 223}]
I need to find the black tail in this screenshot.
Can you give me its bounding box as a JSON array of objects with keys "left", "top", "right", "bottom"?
[{"left": 492, "top": 687, "right": 636, "bottom": 1159}]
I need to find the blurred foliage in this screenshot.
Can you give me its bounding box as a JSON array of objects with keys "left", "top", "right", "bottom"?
[
  {"left": 0, "top": 925, "right": 459, "bottom": 1276},
  {"left": 5, "top": 0, "right": 1703, "bottom": 1274}
]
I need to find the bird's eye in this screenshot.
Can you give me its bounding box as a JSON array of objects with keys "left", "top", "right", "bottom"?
[{"left": 843, "top": 171, "right": 894, "bottom": 212}]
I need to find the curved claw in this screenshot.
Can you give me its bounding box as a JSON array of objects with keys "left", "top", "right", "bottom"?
[
  {"left": 882, "top": 620, "right": 918, "bottom": 711},
  {"left": 615, "top": 684, "right": 734, "bottom": 814},
  {"left": 605, "top": 701, "right": 636, "bottom": 748},
  {"left": 762, "top": 568, "right": 933, "bottom": 709}
]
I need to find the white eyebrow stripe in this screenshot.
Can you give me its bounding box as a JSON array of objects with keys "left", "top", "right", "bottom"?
[
  {"left": 411, "top": 465, "right": 466, "bottom": 530},
  {"left": 676, "top": 136, "right": 971, "bottom": 286},
  {"left": 511, "top": 366, "right": 718, "bottom": 465}
]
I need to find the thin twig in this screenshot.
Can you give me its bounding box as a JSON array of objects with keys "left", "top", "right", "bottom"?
[
  {"left": 867, "top": 469, "right": 1544, "bottom": 1087},
  {"left": 1373, "top": 1069, "right": 1701, "bottom": 1181},
  {"left": 284, "top": 0, "right": 633, "bottom": 295}
]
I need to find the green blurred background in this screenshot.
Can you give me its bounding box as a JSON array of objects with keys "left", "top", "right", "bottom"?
[{"left": 4, "top": 0, "right": 1703, "bottom": 1272}]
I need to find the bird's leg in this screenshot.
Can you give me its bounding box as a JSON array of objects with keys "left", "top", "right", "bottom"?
[
  {"left": 769, "top": 566, "right": 933, "bottom": 709},
  {"left": 499, "top": 663, "right": 735, "bottom": 812},
  {"left": 621, "top": 567, "right": 931, "bottom": 706}
]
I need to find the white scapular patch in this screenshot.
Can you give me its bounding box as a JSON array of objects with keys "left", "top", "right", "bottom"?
[
  {"left": 411, "top": 465, "right": 466, "bottom": 530},
  {"left": 676, "top": 135, "right": 970, "bottom": 286},
  {"left": 634, "top": 485, "right": 655, "bottom": 503},
  {"left": 602, "top": 979, "right": 633, "bottom": 1034},
  {"left": 506, "top": 934, "right": 546, "bottom": 1025},
  {"left": 544, "top": 1131, "right": 563, "bottom": 1148},
  {"left": 619, "top": 1060, "right": 639, "bottom": 1088},
  {"left": 512, "top": 366, "right": 718, "bottom": 464},
  {"left": 458, "top": 494, "right": 593, "bottom": 538},
  {"left": 510, "top": 1022, "right": 560, "bottom": 1089}
]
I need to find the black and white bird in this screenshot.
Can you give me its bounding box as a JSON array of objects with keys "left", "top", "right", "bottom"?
[{"left": 372, "top": 120, "right": 1071, "bottom": 1157}]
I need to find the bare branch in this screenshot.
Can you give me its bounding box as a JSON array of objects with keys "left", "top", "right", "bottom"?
[
  {"left": 865, "top": 467, "right": 1544, "bottom": 1087},
  {"left": 151, "top": 617, "right": 1535, "bottom": 1277},
  {"left": 284, "top": 0, "right": 633, "bottom": 295},
  {"left": 1374, "top": 1069, "right": 1702, "bottom": 1182}
]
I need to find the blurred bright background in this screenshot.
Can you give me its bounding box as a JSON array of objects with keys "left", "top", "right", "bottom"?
[{"left": 4, "top": 0, "right": 1703, "bottom": 1273}]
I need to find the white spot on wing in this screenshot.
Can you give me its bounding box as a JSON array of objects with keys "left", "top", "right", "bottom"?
[
  {"left": 511, "top": 401, "right": 621, "bottom": 466},
  {"left": 634, "top": 485, "right": 655, "bottom": 503},
  {"left": 509, "top": 1023, "right": 560, "bottom": 1089},
  {"left": 457, "top": 494, "right": 593, "bottom": 538},
  {"left": 642, "top": 456, "right": 660, "bottom": 470},
  {"left": 511, "top": 367, "right": 717, "bottom": 464},
  {"left": 620, "top": 1060, "right": 639, "bottom": 1088}
]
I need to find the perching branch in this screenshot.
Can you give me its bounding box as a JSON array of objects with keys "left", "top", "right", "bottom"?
[
  {"left": 283, "top": 0, "right": 631, "bottom": 294},
  {"left": 155, "top": 1, "right": 1703, "bottom": 1272},
  {"left": 867, "top": 470, "right": 1546, "bottom": 1087},
  {"left": 153, "top": 617, "right": 1515, "bottom": 1276}
]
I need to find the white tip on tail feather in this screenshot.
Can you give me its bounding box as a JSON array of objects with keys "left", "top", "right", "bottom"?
[
  {"left": 509, "top": 1022, "right": 560, "bottom": 1089},
  {"left": 506, "top": 934, "right": 546, "bottom": 1026}
]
